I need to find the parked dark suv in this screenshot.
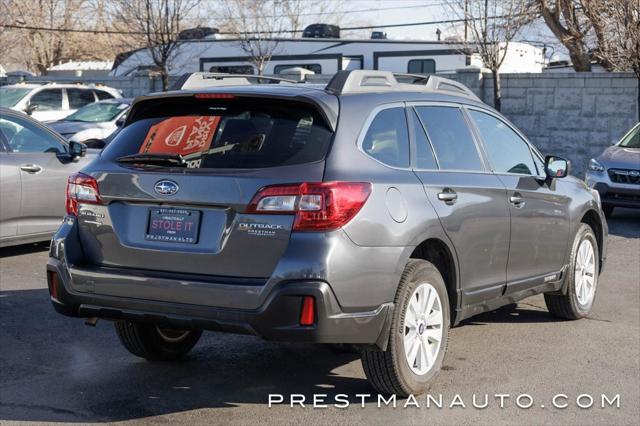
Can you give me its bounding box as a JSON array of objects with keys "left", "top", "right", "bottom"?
[{"left": 47, "top": 71, "right": 607, "bottom": 396}]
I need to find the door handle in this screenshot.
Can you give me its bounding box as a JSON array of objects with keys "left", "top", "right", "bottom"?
[
  {"left": 509, "top": 192, "right": 525, "bottom": 208},
  {"left": 20, "top": 164, "right": 42, "bottom": 173},
  {"left": 437, "top": 189, "right": 458, "bottom": 203}
]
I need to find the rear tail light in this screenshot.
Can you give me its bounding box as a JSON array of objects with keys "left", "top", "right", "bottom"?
[
  {"left": 299, "top": 296, "right": 315, "bottom": 326},
  {"left": 247, "top": 182, "right": 371, "bottom": 231},
  {"left": 66, "top": 172, "right": 102, "bottom": 216}
]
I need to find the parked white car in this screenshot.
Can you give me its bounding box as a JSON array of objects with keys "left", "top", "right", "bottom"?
[
  {"left": 46, "top": 98, "right": 132, "bottom": 147},
  {"left": 0, "top": 82, "right": 121, "bottom": 122}
]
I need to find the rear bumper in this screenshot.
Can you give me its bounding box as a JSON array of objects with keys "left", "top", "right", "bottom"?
[{"left": 46, "top": 258, "right": 393, "bottom": 347}]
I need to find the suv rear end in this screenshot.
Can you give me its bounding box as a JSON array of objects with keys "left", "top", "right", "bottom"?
[{"left": 47, "top": 86, "right": 392, "bottom": 347}]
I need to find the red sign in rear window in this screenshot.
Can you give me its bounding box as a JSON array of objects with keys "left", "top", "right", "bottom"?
[{"left": 139, "top": 116, "right": 221, "bottom": 157}]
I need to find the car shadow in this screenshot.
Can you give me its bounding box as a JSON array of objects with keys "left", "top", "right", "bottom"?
[
  {"left": 606, "top": 207, "right": 640, "bottom": 238},
  {"left": 0, "top": 288, "right": 377, "bottom": 423},
  {"left": 459, "top": 303, "right": 557, "bottom": 326},
  {"left": 0, "top": 242, "right": 50, "bottom": 258}
]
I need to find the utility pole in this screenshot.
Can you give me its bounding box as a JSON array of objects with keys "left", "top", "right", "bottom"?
[{"left": 464, "top": 0, "right": 469, "bottom": 42}]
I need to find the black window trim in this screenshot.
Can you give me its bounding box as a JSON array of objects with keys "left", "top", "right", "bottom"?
[
  {"left": 407, "top": 106, "right": 439, "bottom": 170},
  {"left": 408, "top": 101, "right": 490, "bottom": 174},
  {"left": 356, "top": 102, "right": 411, "bottom": 171},
  {"left": 0, "top": 126, "right": 8, "bottom": 152},
  {"left": 463, "top": 105, "right": 546, "bottom": 178}
]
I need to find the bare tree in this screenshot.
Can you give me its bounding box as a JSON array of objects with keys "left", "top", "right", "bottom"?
[
  {"left": 448, "top": 0, "right": 536, "bottom": 111},
  {"left": 589, "top": 0, "right": 640, "bottom": 119},
  {"left": 215, "top": 0, "right": 346, "bottom": 75},
  {"left": 1, "top": 0, "right": 102, "bottom": 74},
  {"left": 587, "top": 0, "right": 640, "bottom": 73},
  {"left": 537, "top": 0, "right": 597, "bottom": 71},
  {"left": 110, "top": 0, "right": 199, "bottom": 90}
]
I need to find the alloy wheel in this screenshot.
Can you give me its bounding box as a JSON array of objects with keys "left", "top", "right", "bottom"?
[
  {"left": 575, "top": 239, "right": 597, "bottom": 307},
  {"left": 403, "top": 283, "right": 443, "bottom": 375}
]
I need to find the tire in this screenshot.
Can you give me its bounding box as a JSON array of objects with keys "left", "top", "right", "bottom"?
[
  {"left": 115, "top": 321, "right": 202, "bottom": 361},
  {"left": 544, "top": 224, "right": 599, "bottom": 320},
  {"left": 361, "top": 259, "right": 450, "bottom": 397},
  {"left": 602, "top": 205, "right": 614, "bottom": 218}
]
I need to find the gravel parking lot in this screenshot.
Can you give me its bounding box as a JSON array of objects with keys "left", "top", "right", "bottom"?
[{"left": 1, "top": 209, "right": 638, "bottom": 425}]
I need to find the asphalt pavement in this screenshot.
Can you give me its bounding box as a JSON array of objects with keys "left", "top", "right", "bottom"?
[{"left": 1, "top": 208, "right": 638, "bottom": 425}]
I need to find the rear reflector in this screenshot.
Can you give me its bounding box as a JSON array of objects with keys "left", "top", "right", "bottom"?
[
  {"left": 47, "top": 270, "right": 59, "bottom": 302},
  {"left": 299, "top": 296, "right": 315, "bottom": 326},
  {"left": 247, "top": 182, "right": 372, "bottom": 231},
  {"left": 66, "top": 173, "right": 102, "bottom": 216}
]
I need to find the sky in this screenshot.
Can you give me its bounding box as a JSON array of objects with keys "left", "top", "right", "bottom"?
[
  {"left": 296, "top": 0, "right": 567, "bottom": 61},
  {"left": 335, "top": 0, "right": 456, "bottom": 40}
]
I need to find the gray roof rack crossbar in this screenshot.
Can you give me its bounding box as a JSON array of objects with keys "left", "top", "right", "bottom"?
[{"left": 324, "top": 70, "right": 480, "bottom": 101}]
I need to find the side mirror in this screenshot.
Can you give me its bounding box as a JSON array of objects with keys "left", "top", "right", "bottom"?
[
  {"left": 545, "top": 155, "right": 570, "bottom": 179},
  {"left": 24, "top": 103, "right": 38, "bottom": 115},
  {"left": 83, "top": 138, "right": 106, "bottom": 149},
  {"left": 115, "top": 117, "right": 126, "bottom": 127},
  {"left": 69, "top": 141, "right": 87, "bottom": 158}
]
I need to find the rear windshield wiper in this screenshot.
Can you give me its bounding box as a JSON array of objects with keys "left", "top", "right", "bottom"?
[{"left": 116, "top": 153, "right": 186, "bottom": 167}]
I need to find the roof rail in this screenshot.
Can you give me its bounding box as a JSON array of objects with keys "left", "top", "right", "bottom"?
[
  {"left": 325, "top": 70, "right": 480, "bottom": 101},
  {"left": 175, "top": 72, "right": 299, "bottom": 90}
]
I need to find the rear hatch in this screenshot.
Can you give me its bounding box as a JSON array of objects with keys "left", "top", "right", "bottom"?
[{"left": 71, "top": 93, "right": 335, "bottom": 279}]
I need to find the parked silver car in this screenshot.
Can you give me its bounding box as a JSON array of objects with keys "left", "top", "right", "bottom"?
[
  {"left": 585, "top": 122, "right": 640, "bottom": 216},
  {"left": 0, "top": 82, "right": 121, "bottom": 122},
  {"left": 46, "top": 98, "right": 132, "bottom": 148},
  {"left": 0, "top": 108, "right": 96, "bottom": 247}
]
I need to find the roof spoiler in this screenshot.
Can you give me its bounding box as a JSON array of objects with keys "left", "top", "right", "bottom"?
[{"left": 325, "top": 70, "right": 481, "bottom": 101}]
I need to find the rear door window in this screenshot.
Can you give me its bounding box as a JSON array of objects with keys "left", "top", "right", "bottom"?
[
  {"left": 415, "top": 106, "right": 484, "bottom": 171},
  {"left": 103, "top": 97, "right": 333, "bottom": 169},
  {"left": 67, "top": 88, "right": 96, "bottom": 109},
  {"left": 361, "top": 107, "right": 410, "bottom": 168}
]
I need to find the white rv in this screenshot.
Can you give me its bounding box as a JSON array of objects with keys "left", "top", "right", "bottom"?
[{"left": 110, "top": 38, "right": 544, "bottom": 77}]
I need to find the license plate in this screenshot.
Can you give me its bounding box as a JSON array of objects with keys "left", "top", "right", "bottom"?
[{"left": 146, "top": 208, "right": 200, "bottom": 244}]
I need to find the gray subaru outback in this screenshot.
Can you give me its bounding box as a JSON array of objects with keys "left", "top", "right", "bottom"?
[{"left": 47, "top": 71, "right": 607, "bottom": 396}]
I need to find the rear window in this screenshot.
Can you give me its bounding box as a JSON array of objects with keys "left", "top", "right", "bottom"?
[
  {"left": 103, "top": 97, "right": 333, "bottom": 169},
  {"left": 95, "top": 90, "right": 115, "bottom": 100}
]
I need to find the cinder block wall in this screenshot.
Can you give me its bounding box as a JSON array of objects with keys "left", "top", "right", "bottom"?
[{"left": 450, "top": 69, "right": 639, "bottom": 176}]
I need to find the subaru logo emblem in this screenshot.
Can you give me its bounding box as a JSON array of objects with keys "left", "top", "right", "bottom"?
[{"left": 154, "top": 180, "right": 179, "bottom": 196}]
